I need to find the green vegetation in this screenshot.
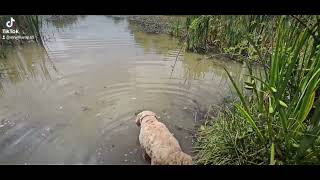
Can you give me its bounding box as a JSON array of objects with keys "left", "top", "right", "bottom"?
[
  {"left": 194, "top": 16, "right": 320, "bottom": 165},
  {"left": 183, "top": 15, "right": 275, "bottom": 61},
  {"left": 171, "top": 16, "right": 320, "bottom": 63}
]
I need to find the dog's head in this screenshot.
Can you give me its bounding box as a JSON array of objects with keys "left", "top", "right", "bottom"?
[{"left": 135, "top": 110, "right": 158, "bottom": 127}]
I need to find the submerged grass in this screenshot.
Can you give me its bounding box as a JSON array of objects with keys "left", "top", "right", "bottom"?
[
  {"left": 0, "top": 15, "right": 44, "bottom": 58},
  {"left": 195, "top": 16, "right": 320, "bottom": 165}
]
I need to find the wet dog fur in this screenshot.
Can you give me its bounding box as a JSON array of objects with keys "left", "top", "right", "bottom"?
[{"left": 135, "top": 110, "right": 192, "bottom": 165}]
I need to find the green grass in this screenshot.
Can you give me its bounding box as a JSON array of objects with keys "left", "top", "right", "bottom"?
[
  {"left": 195, "top": 16, "right": 320, "bottom": 165},
  {"left": 196, "top": 104, "right": 270, "bottom": 165}
]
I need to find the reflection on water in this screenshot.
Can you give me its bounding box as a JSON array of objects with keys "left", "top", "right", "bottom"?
[
  {"left": 0, "top": 16, "right": 249, "bottom": 164},
  {"left": 110, "top": 16, "right": 127, "bottom": 25},
  {"left": 128, "top": 21, "right": 247, "bottom": 84},
  {"left": 0, "top": 44, "right": 55, "bottom": 95},
  {"left": 45, "top": 15, "right": 87, "bottom": 29},
  {"left": 129, "top": 24, "right": 181, "bottom": 55}
]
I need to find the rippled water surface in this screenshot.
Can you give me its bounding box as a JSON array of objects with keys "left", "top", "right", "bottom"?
[{"left": 0, "top": 16, "right": 248, "bottom": 164}]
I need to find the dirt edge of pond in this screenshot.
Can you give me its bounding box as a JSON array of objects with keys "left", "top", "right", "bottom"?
[
  {"left": 124, "top": 15, "right": 245, "bottom": 63},
  {"left": 125, "top": 15, "right": 175, "bottom": 34}
]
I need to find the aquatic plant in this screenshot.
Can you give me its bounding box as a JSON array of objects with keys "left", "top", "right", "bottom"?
[{"left": 0, "top": 15, "right": 45, "bottom": 59}]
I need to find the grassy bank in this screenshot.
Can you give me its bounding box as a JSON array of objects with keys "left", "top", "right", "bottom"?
[
  {"left": 169, "top": 16, "right": 320, "bottom": 63},
  {"left": 195, "top": 16, "right": 320, "bottom": 165}
]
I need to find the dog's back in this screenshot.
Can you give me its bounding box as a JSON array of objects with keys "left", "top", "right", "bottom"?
[{"left": 136, "top": 111, "right": 193, "bottom": 165}]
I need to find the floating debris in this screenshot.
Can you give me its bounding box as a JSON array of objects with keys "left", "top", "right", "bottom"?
[
  {"left": 183, "top": 107, "right": 188, "bottom": 110},
  {"left": 175, "top": 125, "right": 183, "bottom": 131},
  {"left": 80, "top": 105, "right": 89, "bottom": 111},
  {"left": 74, "top": 90, "right": 80, "bottom": 95},
  {"left": 131, "top": 97, "right": 137, "bottom": 100},
  {"left": 58, "top": 106, "right": 63, "bottom": 110}
]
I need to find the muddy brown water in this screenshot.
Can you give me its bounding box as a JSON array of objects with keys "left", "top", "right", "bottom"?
[{"left": 0, "top": 16, "right": 248, "bottom": 164}]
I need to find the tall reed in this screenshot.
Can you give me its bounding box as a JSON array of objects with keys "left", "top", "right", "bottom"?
[{"left": 181, "top": 16, "right": 320, "bottom": 63}]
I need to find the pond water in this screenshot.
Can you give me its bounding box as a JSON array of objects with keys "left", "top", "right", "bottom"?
[{"left": 0, "top": 15, "right": 248, "bottom": 164}]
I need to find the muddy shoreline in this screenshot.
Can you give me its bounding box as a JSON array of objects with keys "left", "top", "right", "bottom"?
[
  {"left": 124, "top": 15, "right": 175, "bottom": 34},
  {"left": 124, "top": 15, "right": 246, "bottom": 63}
]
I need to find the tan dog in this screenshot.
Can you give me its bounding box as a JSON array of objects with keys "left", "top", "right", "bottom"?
[{"left": 135, "top": 110, "right": 193, "bottom": 165}]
